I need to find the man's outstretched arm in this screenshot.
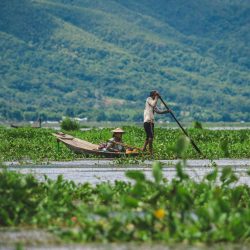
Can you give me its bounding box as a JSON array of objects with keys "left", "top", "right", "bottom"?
[{"left": 154, "top": 106, "right": 171, "bottom": 114}]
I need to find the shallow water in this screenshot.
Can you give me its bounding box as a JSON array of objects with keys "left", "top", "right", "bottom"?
[
  {"left": 51, "top": 126, "right": 250, "bottom": 131},
  {"left": 0, "top": 242, "right": 249, "bottom": 250},
  {"left": 5, "top": 159, "right": 250, "bottom": 185}
]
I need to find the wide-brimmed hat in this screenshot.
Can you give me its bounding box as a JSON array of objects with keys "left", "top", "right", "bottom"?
[{"left": 111, "top": 128, "right": 125, "bottom": 133}]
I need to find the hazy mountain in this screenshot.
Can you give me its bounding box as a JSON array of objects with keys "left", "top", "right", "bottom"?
[{"left": 0, "top": 0, "right": 249, "bottom": 122}]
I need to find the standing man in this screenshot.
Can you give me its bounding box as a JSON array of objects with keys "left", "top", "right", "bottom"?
[{"left": 142, "top": 90, "right": 170, "bottom": 155}]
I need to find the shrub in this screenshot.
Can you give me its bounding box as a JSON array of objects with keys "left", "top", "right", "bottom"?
[
  {"left": 193, "top": 120, "right": 203, "bottom": 129},
  {"left": 60, "top": 117, "right": 80, "bottom": 131}
]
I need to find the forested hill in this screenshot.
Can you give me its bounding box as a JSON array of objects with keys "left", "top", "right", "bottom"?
[{"left": 0, "top": 0, "right": 249, "bottom": 122}]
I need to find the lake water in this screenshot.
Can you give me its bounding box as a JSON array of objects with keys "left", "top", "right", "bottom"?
[{"left": 5, "top": 159, "right": 250, "bottom": 185}]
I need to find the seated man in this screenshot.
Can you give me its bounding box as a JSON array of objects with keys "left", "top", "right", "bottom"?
[{"left": 98, "top": 128, "right": 126, "bottom": 152}]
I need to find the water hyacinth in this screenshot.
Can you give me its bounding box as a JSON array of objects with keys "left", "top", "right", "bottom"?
[
  {"left": 0, "top": 126, "right": 250, "bottom": 161},
  {"left": 0, "top": 163, "right": 250, "bottom": 243}
]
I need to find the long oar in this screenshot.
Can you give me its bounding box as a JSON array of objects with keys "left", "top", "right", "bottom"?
[{"left": 159, "top": 95, "right": 203, "bottom": 156}]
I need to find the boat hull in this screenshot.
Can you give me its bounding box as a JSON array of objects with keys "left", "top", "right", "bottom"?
[{"left": 53, "top": 133, "right": 139, "bottom": 158}]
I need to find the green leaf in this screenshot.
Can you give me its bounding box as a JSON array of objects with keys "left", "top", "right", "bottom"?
[
  {"left": 121, "top": 195, "right": 138, "bottom": 208},
  {"left": 205, "top": 168, "right": 218, "bottom": 182},
  {"left": 125, "top": 170, "right": 145, "bottom": 182},
  {"left": 176, "top": 162, "right": 189, "bottom": 181},
  {"left": 247, "top": 169, "right": 250, "bottom": 176},
  {"left": 175, "top": 136, "right": 190, "bottom": 157},
  {"left": 220, "top": 167, "right": 232, "bottom": 182},
  {"left": 220, "top": 139, "right": 230, "bottom": 157},
  {"left": 220, "top": 167, "right": 238, "bottom": 185},
  {"left": 132, "top": 182, "right": 146, "bottom": 197},
  {"left": 152, "top": 161, "right": 163, "bottom": 184}
]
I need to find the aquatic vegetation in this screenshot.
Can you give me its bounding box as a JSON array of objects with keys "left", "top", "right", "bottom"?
[
  {"left": 0, "top": 162, "right": 249, "bottom": 243},
  {"left": 0, "top": 127, "right": 77, "bottom": 162},
  {"left": 0, "top": 126, "right": 249, "bottom": 161}
]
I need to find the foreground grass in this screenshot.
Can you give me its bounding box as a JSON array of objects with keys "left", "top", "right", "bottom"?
[
  {"left": 0, "top": 162, "right": 249, "bottom": 243},
  {"left": 0, "top": 126, "right": 250, "bottom": 161}
]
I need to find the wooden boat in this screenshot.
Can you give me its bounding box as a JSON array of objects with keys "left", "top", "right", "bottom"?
[
  {"left": 10, "top": 124, "right": 41, "bottom": 128},
  {"left": 11, "top": 119, "right": 42, "bottom": 129},
  {"left": 11, "top": 124, "right": 22, "bottom": 128},
  {"left": 52, "top": 132, "right": 140, "bottom": 158}
]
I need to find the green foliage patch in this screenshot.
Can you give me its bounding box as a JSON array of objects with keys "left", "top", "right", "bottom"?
[
  {"left": 0, "top": 126, "right": 249, "bottom": 161},
  {"left": 0, "top": 162, "right": 250, "bottom": 243},
  {"left": 60, "top": 117, "right": 80, "bottom": 131}
]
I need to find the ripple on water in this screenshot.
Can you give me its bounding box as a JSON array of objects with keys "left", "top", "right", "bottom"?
[{"left": 5, "top": 159, "right": 250, "bottom": 185}]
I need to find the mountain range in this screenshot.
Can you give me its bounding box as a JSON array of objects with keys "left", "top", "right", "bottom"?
[{"left": 0, "top": 0, "right": 249, "bottom": 122}]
